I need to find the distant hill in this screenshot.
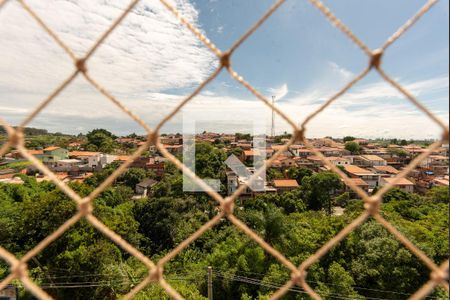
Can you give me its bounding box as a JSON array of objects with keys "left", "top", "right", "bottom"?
[{"left": 0, "top": 127, "right": 49, "bottom": 136}]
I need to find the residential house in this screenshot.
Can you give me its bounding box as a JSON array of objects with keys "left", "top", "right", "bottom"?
[
  {"left": 53, "top": 159, "right": 83, "bottom": 172},
  {"left": 432, "top": 177, "right": 449, "bottom": 187},
  {"left": 289, "top": 145, "right": 306, "bottom": 157},
  {"left": 135, "top": 179, "right": 158, "bottom": 197},
  {"left": 312, "top": 138, "right": 334, "bottom": 148},
  {"left": 9, "top": 149, "right": 44, "bottom": 160},
  {"left": 160, "top": 136, "right": 182, "bottom": 145},
  {"left": 295, "top": 157, "right": 314, "bottom": 169},
  {"left": 343, "top": 178, "right": 370, "bottom": 196},
  {"left": 327, "top": 157, "right": 352, "bottom": 167},
  {"left": 260, "top": 148, "right": 275, "bottom": 158},
  {"left": 307, "top": 156, "right": 325, "bottom": 169},
  {"left": 272, "top": 156, "right": 297, "bottom": 169},
  {"left": 354, "top": 155, "right": 387, "bottom": 167},
  {"left": 162, "top": 144, "right": 183, "bottom": 156},
  {"left": 70, "top": 151, "right": 116, "bottom": 171},
  {"left": 237, "top": 143, "right": 252, "bottom": 151},
  {"left": 42, "top": 147, "right": 69, "bottom": 164},
  {"left": 291, "top": 148, "right": 314, "bottom": 158},
  {"left": 420, "top": 155, "right": 449, "bottom": 176},
  {"left": 343, "top": 165, "right": 380, "bottom": 191},
  {"left": 362, "top": 148, "right": 391, "bottom": 159},
  {"left": 380, "top": 177, "right": 415, "bottom": 193},
  {"left": 354, "top": 138, "right": 369, "bottom": 145},
  {"left": 319, "top": 147, "right": 345, "bottom": 157},
  {"left": 226, "top": 169, "right": 276, "bottom": 197},
  {"left": 241, "top": 149, "right": 262, "bottom": 164},
  {"left": 115, "top": 155, "right": 131, "bottom": 164},
  {"left": 273, "top": 179, "right": 299, "bottom": 193},
  {"left": 70, "top": 172, "right": 94, "bottom": 183},
  {"left": 271, "top": 145, "right": 293, "bottom": 157},
  {"left": 372, "top": 165, "right": 400, "bottom": 178},
  {"left": 146, "top": 156, "right": 166, "bottom": 177}
]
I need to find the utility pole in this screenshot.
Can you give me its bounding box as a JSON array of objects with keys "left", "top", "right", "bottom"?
[
  {"left": 207, "top": 266, "right": 213, "bottom": 300},
  {"left": 271, "top": 96, "right": 276, "bottom": 138}
]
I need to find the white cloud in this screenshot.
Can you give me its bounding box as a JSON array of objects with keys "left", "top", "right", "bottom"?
[
  {"left": 0, "top": 0, "right": 217, "bottom": 98},
  {"left": 328, "top": 61, "right": 354, "bottom": 81},
  {"left": 268, "top": 83, "right": 288, "bottom": 101},
  {"left": 0, "top": 4, "right": 447, "bottom": 139}
]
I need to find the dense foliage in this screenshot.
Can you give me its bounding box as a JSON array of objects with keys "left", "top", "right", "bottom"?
[{"left": 1, "top": 168, "right": 448, "bottom": 300}]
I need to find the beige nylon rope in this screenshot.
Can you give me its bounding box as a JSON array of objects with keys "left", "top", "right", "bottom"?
[{"left": 0, "top": 0, "right": 448, "bottom": 299}]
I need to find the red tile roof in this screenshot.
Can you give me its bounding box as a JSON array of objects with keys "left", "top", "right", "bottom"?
[
  {"left": 44, "top": 146, "right": 61, "bottom": 151},
  {"left": 273, "top": 179, "right": 299, "bottom": 188}
]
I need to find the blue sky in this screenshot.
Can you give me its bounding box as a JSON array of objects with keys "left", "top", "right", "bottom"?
[
  {"left": 0, "top": 0, "right": 448, "bottom": 138},
  {"left": 192, "top": 0, "right": 448, "bottom": 99}
]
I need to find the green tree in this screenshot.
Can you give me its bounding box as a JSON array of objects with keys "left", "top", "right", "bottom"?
[
  {"left": 316, "top": 262, "right": 363, "bottom": 299},
  {"left": 86, "top": 129, "right": 116, "bottom": 153},
  {"left": 186, "top": 143, "right": 227, "bottom": 180},
  {"left": 118, "top": 168, "right": 147, "bottom": 189},
  {"left": 286, "top": 167, "right": 313, "bottom": 185},
  {"left": 343, "top": 136, "right": 356, "bottom": 142},
  {"left": 425, "top": 186, "right": 449, "bottom": 203},
  {"left": 301, "top": 172, "right": 342, "bottom": 214},
  {"left": 266, "top": 168, "right": 283, "bottom": 182},
  {"left": 345, "top": 141, "right": 361, "bottom": 154}
]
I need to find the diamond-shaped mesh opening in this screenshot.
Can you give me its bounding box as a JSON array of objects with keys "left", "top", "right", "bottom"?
[
  {"left": 87, "top": 1, "right": 218, "bottom": 101},
  {"left": 0, "top": 179, "right": 77, "bottom": 256},
  {"left": 26, "top": 220, "right": 148, "bottom": 299},
  {"left": 1, "top": 0, "right": 449, "bottom": 299},
  {"left": 200, "top": 227, "right": 295, "bottom": 299},
  {"left": 0, "top": 259, "right": 11, "bottom": 290},
  {"left": 0, "top": 1, "right": 74, "bottom": 126},
  {"left": 305, "top": 220, "right": 447, "bottom": 300}
]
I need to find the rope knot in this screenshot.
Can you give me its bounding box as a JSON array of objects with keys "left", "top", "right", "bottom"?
[
  {"left": 11, "top": 262, "right": 28, "bottom": 279},
  {"left": 78, "top": 199, "right": 93, "bottom": 216},
  {"left": 220, "top": 51, "right": 231, "bottom": 68},
  {"left": 76, "top": 59, "right": 87, "bottom": 73},
  {"left": 147, "top": 131, "right": 159, "bottom": 145},
  {"left": 149, "top": 266, "right": 163, "bottom": 282},
  {"left": 293, "top": 129, "right": 306, "bottom": 143},
  {"left": 291, "top": 270, "right": 304, "bottom": 285},
  {"left": 431, "top": 268, "right": 448, "bottom": 283},
  {"left": 370, "top": 49, "right": 383, "bottom": 69},
  {"left": 221, "top": 199, "right": 235, "bottom": 215},
  {"left": 9, "top": 130, "right": 24, "bottom": 147},
  {"left": 364, "top": 196, "right": 381, "bottom": 215},
  {"left": 442, "top": 129, "right": 449, "bottom": 143}
]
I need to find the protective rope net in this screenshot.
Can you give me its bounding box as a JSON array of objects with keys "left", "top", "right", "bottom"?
[{"left": 0, "top": 0, "right": 448, "bottom": 299}]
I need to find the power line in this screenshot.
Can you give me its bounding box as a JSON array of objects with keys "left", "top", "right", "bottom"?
[{"left": 28, "top": 267, "right": 443, "bottom": 300}]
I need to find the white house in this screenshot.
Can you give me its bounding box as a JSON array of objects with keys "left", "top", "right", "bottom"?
[
  {"left": 355, "top": 155, "right": 387, "bottom": 167},
  {"left": 327, "top": 157, "right": 352, "bottom": 166},
  {"left": 381, "top": 177, "right": 415, "bottom": 193},
  {"left": 53, "top": 159, "right": 82, "bottom": 172}
]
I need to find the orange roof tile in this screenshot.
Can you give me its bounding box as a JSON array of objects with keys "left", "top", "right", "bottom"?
[
  {"left": 115, "top": 155, "right": 131, "bottom": 162},
  {"left": 383, "top": 177, "right": 414, "bottom": 186},
  {"left": 344, "top": 165, "right": 372, "bottom": 175},
  {"left": 373, "top": 166, "right": 400, "bottom": 174},
  {"left": 44, "top": 146, "right": 61, "bottom": 151},
  {"left": 243, "top": 150, "right": 261, "bottom": 156},
  {"left": 361, "top": 155, "right": 386, "bottom": 161},
  {"left": 69, "top": 151, "right": 99, "bottom": 157},
  {"left": 273, "top": 179, "right": 299, "bottom": 188},
  {"left": 345, "top": 178, "right": 369, "bottom": 187},
  {"left": 28, "top": 150, "right": 43, "bottom": 155}
]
